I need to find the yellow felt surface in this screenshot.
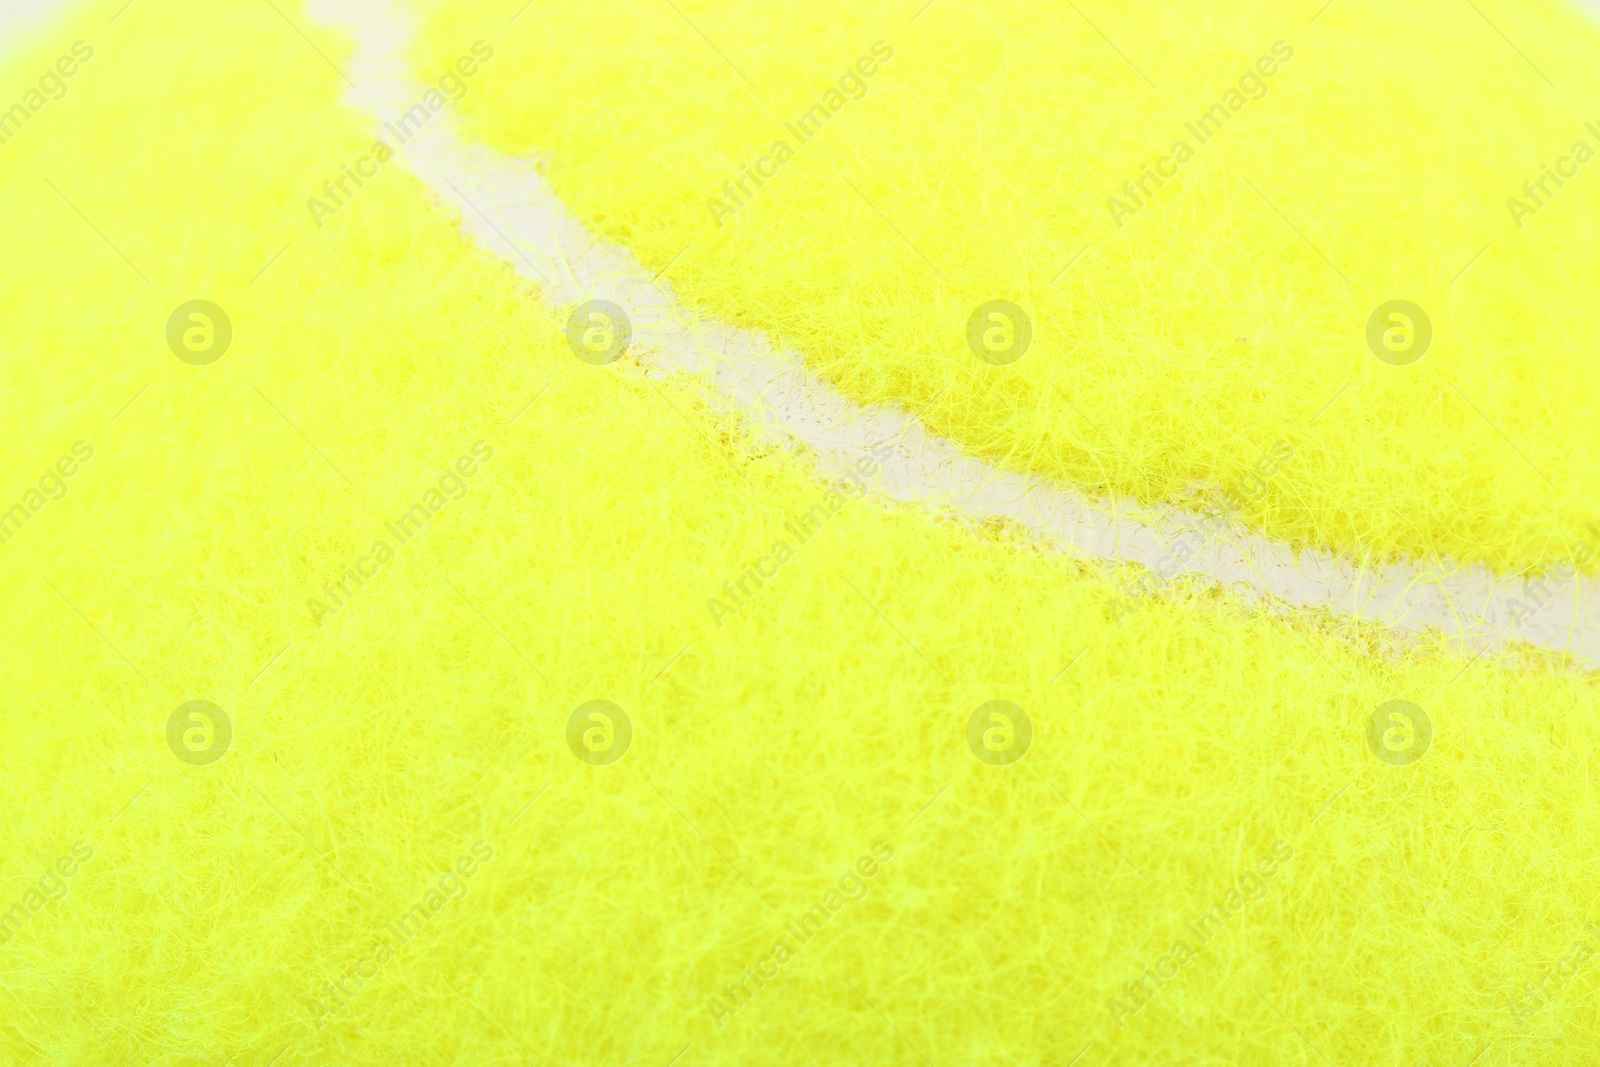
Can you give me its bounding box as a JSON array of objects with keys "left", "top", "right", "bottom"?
[
  {"left": 417, "top": 0, "right": 1600, "bottom": 576},
  {"left": 0, "top": 2, "right": 1597, "bottom": 1066}
]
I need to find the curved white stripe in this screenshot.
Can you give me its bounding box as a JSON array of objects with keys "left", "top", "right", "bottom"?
[
  {"left": 0, "top": 0, "right": 75, "bottom": 55},
  {"left": 312, "top": 0, "right": 1600, "bottom": 670}
]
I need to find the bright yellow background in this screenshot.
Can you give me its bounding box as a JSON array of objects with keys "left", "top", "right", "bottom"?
[
  {"left": 0, "top": 2, "right": 1594, "bottom": 1065},
  {"left": 420, "top": 0, "right": 1600, "bottom": 576}
]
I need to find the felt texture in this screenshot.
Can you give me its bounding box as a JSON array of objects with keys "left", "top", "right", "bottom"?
[
  {"left": 417, "top": 0, "right": 1600, "bottom": 576},
  {"left": 0, "top": 2, "right": 1597, "bottom": 1066}
]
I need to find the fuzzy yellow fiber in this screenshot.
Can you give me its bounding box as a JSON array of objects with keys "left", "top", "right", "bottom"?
[
  {"left": 1, "top": 2, "right": 1599, "bottom": 1066},
  {"left": 418, "top": 0, "right": 1600, "bottom": 576}
]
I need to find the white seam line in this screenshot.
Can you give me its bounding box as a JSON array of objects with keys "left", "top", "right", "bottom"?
[{"left": 311, "top": 0, "right": 1599, "bottom": 671}]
